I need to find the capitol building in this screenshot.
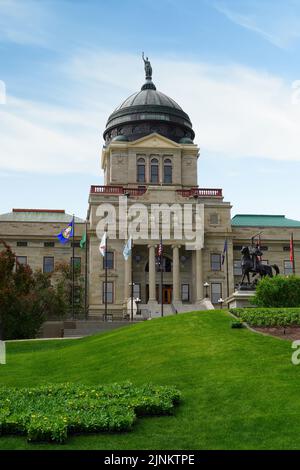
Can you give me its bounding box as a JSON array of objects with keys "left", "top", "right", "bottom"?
[{"left": 1, "top": 59, "right": 300, "bottom": 322}]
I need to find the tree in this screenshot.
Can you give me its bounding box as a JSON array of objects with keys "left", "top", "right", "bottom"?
[
  {"left": 55, "top": 261, "right": 84, "bottom": 317},
  {"left": 252, "top": 275, "right": 300, "bottom": 308},
  {"left": 0, "top": 242, "right": 67, "bottom": 340}
]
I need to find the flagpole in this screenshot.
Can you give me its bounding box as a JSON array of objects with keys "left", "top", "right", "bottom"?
[
  {"left": 292, "top": 233, "right": 296, "bottom": 275},
  {"left": 160, "top": 233, "right": 163, "bottom": 317},
  {"left": 131, "top": 241, "right": 134, "bottom": 322},
  {"left": 84, "top": 220, "right": 88, "bottom": 320},
  {"left": 226, "top": 237, "right": 229, "bottom": 298},
  {"left": 72, "top": 215, "right": 75, "bottom": 319},
  {"left": 104, "top": 227, "right": 108, "bottom": 321}
]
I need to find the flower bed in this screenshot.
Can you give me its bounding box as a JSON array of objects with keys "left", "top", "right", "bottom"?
[
  {"left": 0, "top": 382, "right": 181, "bottom": 443},
  {"left": 230, "top": 307, "right": 300, "bottom": 327}
]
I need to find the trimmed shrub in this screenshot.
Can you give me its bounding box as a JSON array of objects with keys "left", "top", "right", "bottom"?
[
  {"left": 231, "top": 320, "right": 245, "bottom": 329},
  {"left": 0, "top": 382, "right": 181, "bottom": 443},
  {"left": 230, "top": 307, "right": 300, "bottom": 327},
  {"left": 253, "top": 275, "right": 300, "bottom": 308}
]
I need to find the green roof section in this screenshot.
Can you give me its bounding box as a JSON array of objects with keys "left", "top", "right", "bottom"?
[
  {"left": 232, "top": 214, "right": 300, "bottom": 228},
  {"left": 0, "top": 209, "right": 85, "bottom": 223}
]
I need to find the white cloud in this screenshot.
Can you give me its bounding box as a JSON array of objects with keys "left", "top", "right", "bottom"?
[
  {"left": 1, "top": 50, "right": 300, "bottom": 176},
  {"left": 213, "top": 1, "right": 300, "bottom": 49},
  {"left": 0, "top": 96, "right": 107, "bottom": 174},
  {"left": 0, "top": 0, "right": 50, "bottom": 45}
]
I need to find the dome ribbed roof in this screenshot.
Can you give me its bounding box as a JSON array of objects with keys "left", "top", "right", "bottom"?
[{"left": 114, "top": 89, "right": 183, "bottom": 112}]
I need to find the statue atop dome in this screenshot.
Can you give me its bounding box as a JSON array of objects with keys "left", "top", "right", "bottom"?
[{"left": 142, "top": 52, "right": 152, "bottom": 81}]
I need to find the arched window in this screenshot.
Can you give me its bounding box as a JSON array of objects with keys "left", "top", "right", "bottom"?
[
  {"left": 150, "top": 158, "right": 159, "bottom": 183},
  {"left": 163, "top": 158, "right": 172, "bottom": 184},
  {"left": 137, "top": 158, "right": 146, "bottom": 183}
]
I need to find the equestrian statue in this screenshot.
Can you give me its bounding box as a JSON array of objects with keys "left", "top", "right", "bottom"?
[{"left": 240, "top": 245, "right": 279, "bottom": 287}]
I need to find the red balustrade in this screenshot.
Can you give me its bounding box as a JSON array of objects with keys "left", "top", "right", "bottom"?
[
  {"left": 90, "top": 186, "right": 222, "bottom": 198},
  {"left": 176, "top": 188, "right": 222, "bottom": 198},
  {"left": 90, "top": 185, "right": 147, "bottom": 196}
]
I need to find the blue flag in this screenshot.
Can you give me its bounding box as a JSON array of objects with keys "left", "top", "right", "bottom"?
[
  {"left": 221, "top": 239, "right": 228, "bottom": 265},
  {"left": 123, "top": 237, "right": 132, "bottom": 260},
  {"left": 57, "top": 219, "right": 74, "bottom": 244}
]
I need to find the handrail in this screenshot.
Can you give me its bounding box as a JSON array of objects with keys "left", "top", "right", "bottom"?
[{"left": 176, "top": 188, "right": 222, "bottom": 198}]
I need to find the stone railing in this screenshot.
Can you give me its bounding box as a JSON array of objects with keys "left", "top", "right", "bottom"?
[
  {"left": 90, "top": 185, "right": 147, "bottom": 196},
  {"left": 176, "top": 188, "right": 222, "bottom": 198}
]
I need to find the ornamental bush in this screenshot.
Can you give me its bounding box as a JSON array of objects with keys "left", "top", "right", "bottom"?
[
  {"left": 0, "top": 382, "right": 181, "bottom": 443},
  {"left": 0, "top": 243, "right": 67, "bottom": 340},
  {"left": 230, "top": 307, "right": 300, "bottom": 327},
  {"left": 252, "top": 275, "right": 300, "bottom": 308}
]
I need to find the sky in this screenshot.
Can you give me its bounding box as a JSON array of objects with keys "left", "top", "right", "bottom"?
[{"left": 1, "top": 0, "right": 300, "bottom": 220}]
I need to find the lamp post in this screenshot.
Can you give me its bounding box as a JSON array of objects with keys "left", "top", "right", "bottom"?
[
  {"left": 135, "top": 297, "right": 141, "bottom": 316},
  {"left": 203, "top": 282, "right": 209, "bottom": 298},
  {"left": 218, "top": 297, "right": 224, "bottom": 309},
  {"left": 129, "top": 282, "right": 135, "bottom": 321}
]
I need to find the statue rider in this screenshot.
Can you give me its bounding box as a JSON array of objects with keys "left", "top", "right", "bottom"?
[{"left": 252, "top": 245, "right": 263, "bottom": 273}]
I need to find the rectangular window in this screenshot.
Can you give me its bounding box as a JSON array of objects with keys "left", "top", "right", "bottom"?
[
  {"left": 233, "top": 245, "right": 243, "bottom": 251},
  {"left": 233, "top": 260, "right": 242, "bottom": 276},
  {"left": 71, "top": 242, "right": 80, "bottom": 248},
  {"left": 181, "top": 284, "right": 190, "bottom": 302},
  {"left": 164, "top": 166, "right": 172, "bottom": 184},
  {"left": 261, "top": 260, "right": 269, "bottom": 265},
  {"left": 150, "top": 165, "right": 159, "bottom": 183},
  {"left": 133, "top": 283, "right": 141, "bottom": 299},
  {"left": 71, "top": 257, "right": 81, "bottom": 270},
  {"left": 17, "top": 241, "right": 27, "bottom": 247},
  {"left": 137, "top": 165, "right": 145, "bottom": 183},
  {"left": 103, "top": 281, "right": 113, "bottom": 304},
  {"left": 211, "top": 283, "right": 222, "bottom": 304},
  {"left": 211, "top": 254, "right": 221, "bottom": 271},
  {"left": 284, "top": 260, "right": 294, "bottom": 275},
  {"left": 16, "top": 256, "right": 27, "bottom": 266},
  {"left": 103, "top": 251, "right": 114, "bottom": 269},
  {"left": 44, "top": 241, "right": 55, "bottom": 247},
  {"left": 209, "top": 214, "right": 219, "bottom": 225},
  {"left": 43, "top": 256, "right": 54, "bottom": 273}
]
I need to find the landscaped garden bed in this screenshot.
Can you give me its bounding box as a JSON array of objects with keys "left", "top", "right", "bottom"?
[
  {"left": 230, "top": 307, "right": 300, "bottom": 327},
  {"left": 230, "top": 307, "right": 300, "bottom": 340},
  {"left": 0, "top": 382, "right": 181, "bottom": 443}
]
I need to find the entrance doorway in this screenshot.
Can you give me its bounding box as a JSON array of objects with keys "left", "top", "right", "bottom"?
[
  {"left": 146, "top": 284, "right": 173, "bottom": 304},
  {"left": 162, "top": 286, "right": 172, "bottom": 304}
]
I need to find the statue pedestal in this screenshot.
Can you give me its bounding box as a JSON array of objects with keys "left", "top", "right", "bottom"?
[{"left": 225, "top": 290, "right": 256, "bottom": 309}]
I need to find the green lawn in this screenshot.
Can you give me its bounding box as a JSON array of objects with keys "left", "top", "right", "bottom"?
[{"left": 0, "top": 310, "right": 299, "bottom": 450}]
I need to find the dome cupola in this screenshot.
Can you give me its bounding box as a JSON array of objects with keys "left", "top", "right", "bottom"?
[{"left": 103, "top": 55, "right": 195, "bottom": 144}]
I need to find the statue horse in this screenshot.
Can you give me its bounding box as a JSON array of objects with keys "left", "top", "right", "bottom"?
[{"left": 240, "top": 246, "right": 279, "bottom": 285}]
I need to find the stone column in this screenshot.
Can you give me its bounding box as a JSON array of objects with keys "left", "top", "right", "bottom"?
[
  {"left": 124, "top": 252, "right": 132, "bottom": 301},
  {"left": 172, "top": 245, "right": 181, "bottom": 301},
  {"left": 148, "top": 245, "right": 156, "bottom": 301},
  {"left": 196, "top": 249, "right": 203, "bottom": 302}
]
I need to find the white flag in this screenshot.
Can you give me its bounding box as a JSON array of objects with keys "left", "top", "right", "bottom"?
[
  {"left": 123, "top": 237, "right": 132, "bottom": 260},
  {"left": 99, "top": 232, "right": 107, "bottom": 257}
]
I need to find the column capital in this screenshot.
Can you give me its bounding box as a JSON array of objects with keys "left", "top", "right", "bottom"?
[
  {"left": 172, "top": 244, "right": 181, "bottom": 250},
  {"left": 147, "top": 244, "right": 157, "bottom": 249}
]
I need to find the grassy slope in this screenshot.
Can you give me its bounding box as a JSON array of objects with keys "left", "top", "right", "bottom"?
[{"left": 0, "top": 310, "right": 299, "bottom": 450}]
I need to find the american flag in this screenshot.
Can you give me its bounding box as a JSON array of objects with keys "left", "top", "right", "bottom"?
[{"left": 157, "top": 239, "right": 163, "bottom": 258}]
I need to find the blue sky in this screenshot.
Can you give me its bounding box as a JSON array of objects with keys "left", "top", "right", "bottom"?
[{"left": 1, "top": 0, "right": 300, "bottom": 220}]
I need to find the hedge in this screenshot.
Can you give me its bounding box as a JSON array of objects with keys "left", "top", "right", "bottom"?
[
  {"left": 230, "top": 307, "right": 300, "bottom": 327},
  {"left": 0, "top": 382, "right": 181, "bottom": 443}
]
